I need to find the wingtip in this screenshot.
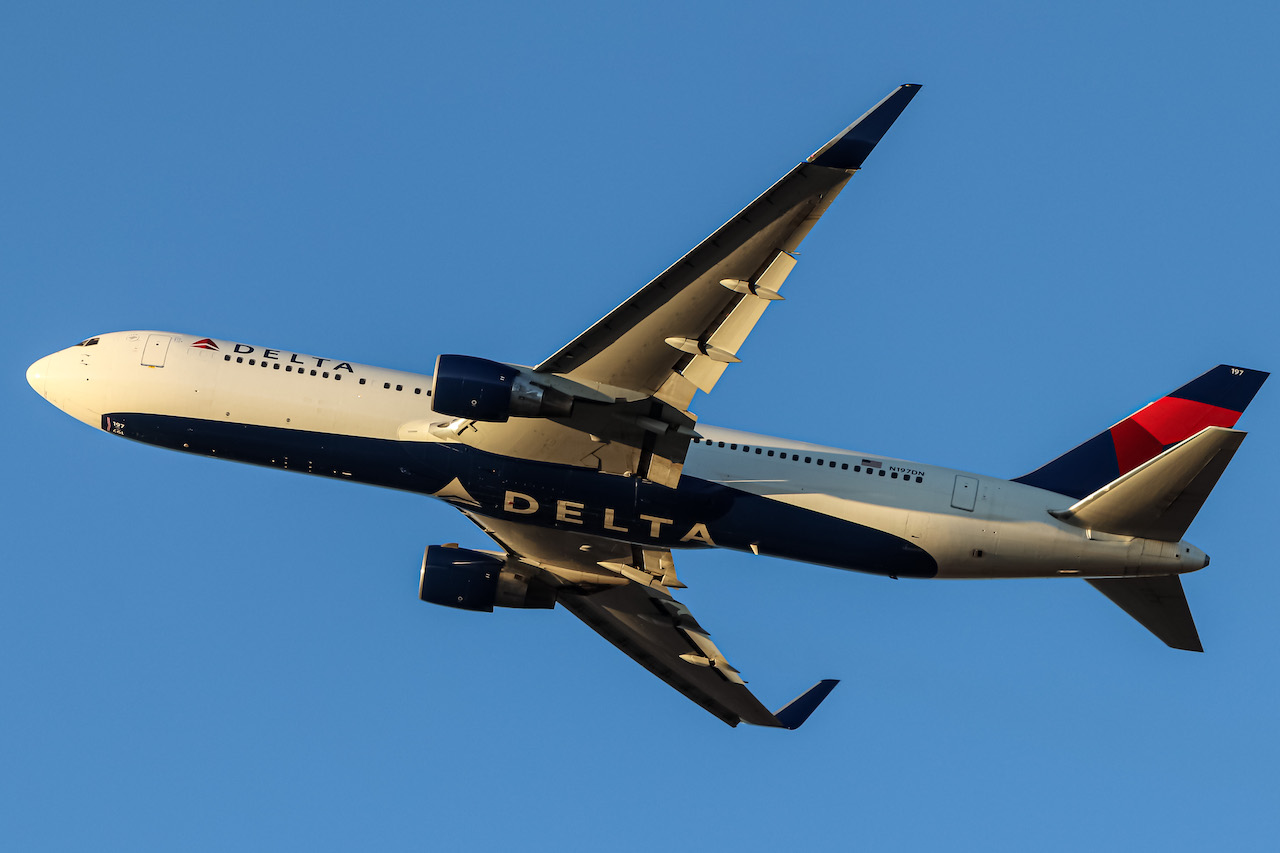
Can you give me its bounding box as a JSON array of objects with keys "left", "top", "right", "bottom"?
[
  {"left": 807, "top": 84, "right": 922, "bottom": 170},
  {"left": 772, "top": 678, "right": 840, "bottom": 730}
]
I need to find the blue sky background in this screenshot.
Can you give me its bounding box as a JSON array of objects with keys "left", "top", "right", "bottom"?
[{"left": 3, "top": 1, "right": 1278, "bottom": 849}]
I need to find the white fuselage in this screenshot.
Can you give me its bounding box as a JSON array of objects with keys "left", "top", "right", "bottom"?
[{"left": 27, "top": 331, "right": 1210, "bottom": 581}]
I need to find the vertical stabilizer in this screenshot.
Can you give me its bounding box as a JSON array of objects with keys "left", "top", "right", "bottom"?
[{"left": 1015, "top": 365, "right": 1267, "bottom": 499}]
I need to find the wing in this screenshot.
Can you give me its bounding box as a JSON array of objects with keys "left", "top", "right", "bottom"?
[
  {"left": 421, "top": 85, "right": 920, "bottom": 488},
  {"left": 536, "top": 83, "right": 921, "bottom": 412},
  {"left": 464, "top": 511, "right": 838, "bottom": 728}
]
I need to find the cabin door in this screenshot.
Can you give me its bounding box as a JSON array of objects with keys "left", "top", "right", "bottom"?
[{"left": 141, "top": 334, "right": 171, "bottom": 367}]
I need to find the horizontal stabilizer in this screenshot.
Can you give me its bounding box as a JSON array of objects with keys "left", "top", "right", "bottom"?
[
  {"left": 1051, "top": 427, "right": 1246, "bottom": 541},
  {"left": 772, "top": 679, "right": 840, "bottom": 730},
  {"left": 1086, "top": 575, "right": 1203, "bottom": 652}
]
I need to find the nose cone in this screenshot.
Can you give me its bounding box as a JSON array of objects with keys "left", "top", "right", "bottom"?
[
  {"left": 26, "top": 355, "right": 50, "bottom": 398},
  {"left": 26, "top": 347, "right": 101, "bottom": 428}
]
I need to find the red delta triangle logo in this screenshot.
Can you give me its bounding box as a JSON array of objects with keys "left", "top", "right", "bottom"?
[{"left": 191, "top": 338, "right": 219, "bottom": 351}]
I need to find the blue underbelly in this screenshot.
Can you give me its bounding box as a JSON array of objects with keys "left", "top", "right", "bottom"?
[{"left": 105, "top": 412, "right": 938, "bottom": 579}]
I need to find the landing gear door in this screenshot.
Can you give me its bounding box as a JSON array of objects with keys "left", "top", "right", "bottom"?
[
  {"left": 142, "top": 334, "right": 171, "bottom": 367},
  {"left": 951, "top": 475, "right": 978, "bottom": 511}
]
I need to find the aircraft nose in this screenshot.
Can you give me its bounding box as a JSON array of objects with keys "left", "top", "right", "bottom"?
[
  {"left": 26, "top": 345, "right": 102, "bottom": 428},
  {"left": 26, "top": 355, "right": 50, "bottom": 398}
]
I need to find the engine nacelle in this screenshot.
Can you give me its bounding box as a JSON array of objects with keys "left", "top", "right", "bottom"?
[
  {"left": 418, "top": 545, "right": 556, "bottom": 612},
  {"left": 431, "top": 355, "right": 574, "bottom": 423}
]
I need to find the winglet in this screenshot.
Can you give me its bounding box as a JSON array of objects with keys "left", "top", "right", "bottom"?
[
  {"left": 772, "top": 679, "right": 840, "bottom": 730},
  {"left": 808, "top": 84, "right": 922, "bottom": 170}
]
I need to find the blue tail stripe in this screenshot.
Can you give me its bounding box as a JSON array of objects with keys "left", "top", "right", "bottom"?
[
  {"left": 1169, "top": 365, "right": 1269, "bottom": 412},
  {"left": 1012, "top": 431, "right": 1120, "bottom": 500}
]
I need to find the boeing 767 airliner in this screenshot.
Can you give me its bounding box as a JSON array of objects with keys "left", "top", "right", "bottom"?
[{"left": 26, "top": 85, "right": 1267, "bottom": 728}]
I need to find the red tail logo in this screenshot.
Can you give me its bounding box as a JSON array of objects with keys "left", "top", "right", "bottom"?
[{"left": 191, "top": 338, "right": 219, "bottom": 350}]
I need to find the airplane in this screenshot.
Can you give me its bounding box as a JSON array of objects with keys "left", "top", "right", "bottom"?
[{"left": 25, "top": 83, "right": 1268, "bottom": 729}]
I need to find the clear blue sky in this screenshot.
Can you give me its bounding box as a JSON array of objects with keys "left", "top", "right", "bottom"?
[{"left": 4, "top": 2, "right": 1278, "bottom": 850}]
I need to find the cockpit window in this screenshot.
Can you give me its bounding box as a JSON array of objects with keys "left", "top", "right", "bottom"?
[{"left": 76, "top": 337, "right": 100, "bottom": 347}]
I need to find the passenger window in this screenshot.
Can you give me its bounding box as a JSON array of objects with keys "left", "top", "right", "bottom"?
[
  {"left": 384, "top": 383, "right": 390, "bottom": 389},
  {"left": 730, "top": 444, "right": 737, "bottom": 450},
  {"left": 755, "top": 448, "right": 762, "bottom": 454},
  {"left": 335, "top": 374, "right": 342, "bottom": 381},
  {"left": 322, "top": 372, "right": 329, "bottom": 378},
  {"left": 414, "top": 388, "right": 421, "bottom": 394},
  {"left": 767, "top": 450, "right": 774, "bottom": 457},
  {"left": 273, "top": 363, "right": 280, "bottom": 369},
  {"left": 236, "top": 357, "right": 243, "bottom": 363},
  {"left": 359, "top": 378, "right": 366, "bottom": 385},
  {"left": 310, "top": 369, "right": 317, "bottom": 376},
  {"left": 718, "top": 442, "right": 725, "bottom": 448},
  {"left": 249, "top": 359, "right": 255, "bottom": 365},
  {"left": 805, "top": 457, "right": 812, "bottom": 464},
  {"left": 224, "top": 355, "right": 231, "bottom": 362},
  {"left": 841, "top": 463, "right": 848, "bottom": 470}
]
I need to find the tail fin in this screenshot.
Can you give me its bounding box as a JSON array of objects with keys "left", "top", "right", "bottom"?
[
  {"left": 1057, "top": 425, "right": 1247, "bottom": 653},
  {"left": 1014, "top": 365, "right": 1268, "bottom": 499}
]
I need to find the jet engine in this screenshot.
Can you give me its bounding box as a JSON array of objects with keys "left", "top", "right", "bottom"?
[
  {"left": 431, "top": 355, "right": 574, "bottom": 422},
  {"left": 418, "top": 545, "right": 556, "bottom": 612}
]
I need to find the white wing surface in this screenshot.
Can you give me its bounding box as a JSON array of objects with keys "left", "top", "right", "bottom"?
[
  {"left": 429, "top": 85, "right": 922, "bottom": 489},
  {"left": 537, "top": 84, "right": 922, "bottom": 411}
]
